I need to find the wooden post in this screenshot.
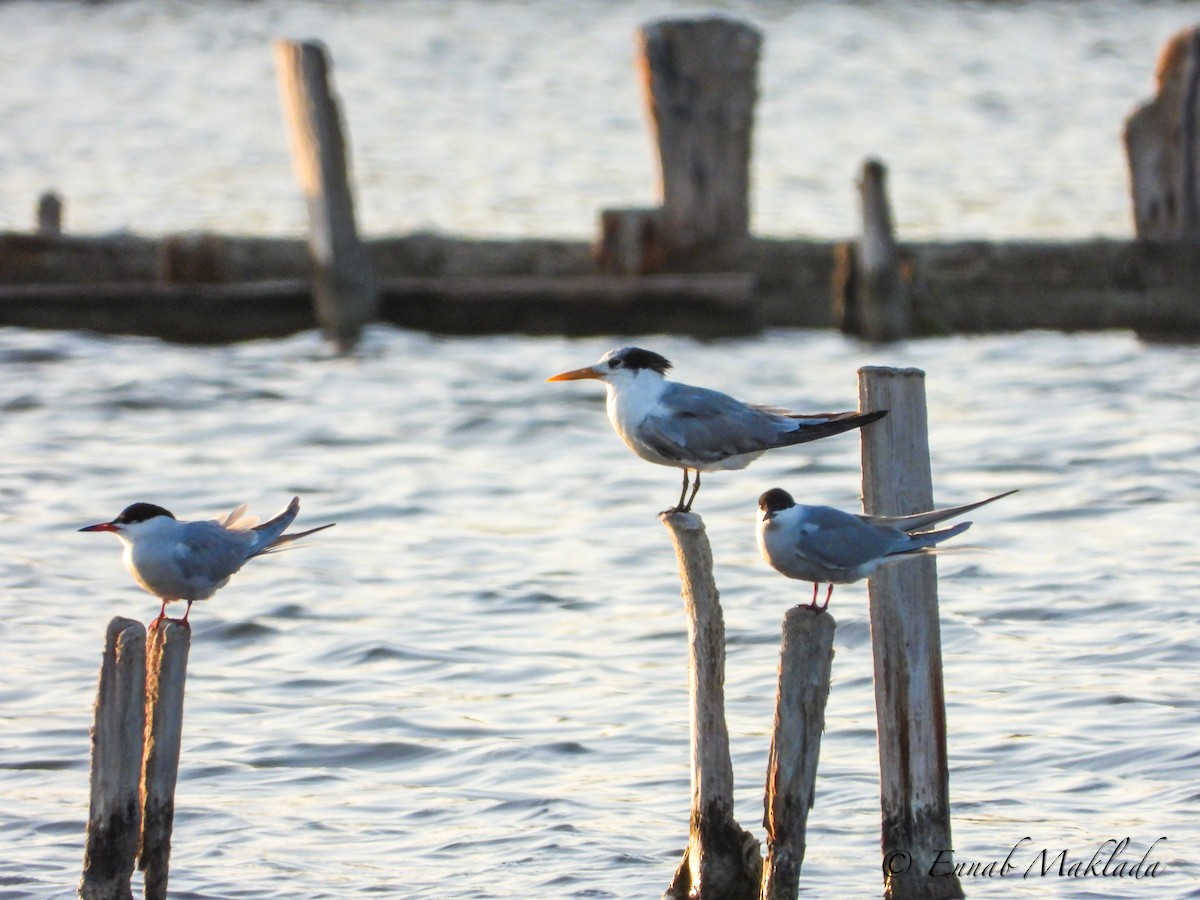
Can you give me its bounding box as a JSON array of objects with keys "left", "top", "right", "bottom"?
[
  {"left": 593, "top": 207, "right": 667, "bottom": 275},
  {"left": 830, "top": 241, "right": 860, "bottom": 336},
  {"left": 857, "top": 367, "right": 964, "bottom": 900},
  {"left": 661, "top": 510, "right": 762, "bottom": 900},
  {"left": 638, "top": 17, "right": 762, "bottom": 252},
  {"left": 37, "top": 191, "right": 63, "bottom": 235},
  {"left": 79, "top": 618, "right": 146, "bottom": 900},
  {"left": 1124, "top": 26, "right": 1200, "bottom": 239},
  {"left": 158, "top": 233, "right": 224, "bottom": 285},
  {"left": 760, "top": 608, "right": 835, "bottom": 900},
  {"left": 855, "top": 159, "right": 910, "bottom": 341},
  {"left": 138, "top": 619, "right": 192, "bottom": 900},
  {"left": 274, "top": 39, "right": 377, "bottom": 350}
]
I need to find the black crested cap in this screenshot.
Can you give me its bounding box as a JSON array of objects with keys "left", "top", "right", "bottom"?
[
  {"left": 758, "top": 488, "right": 796, "bottom": 513},
  {"left": 606, "top": 347, "right": 672, "bottom": 375},
  {"left": 113, "top": 502, "right": 175, "bottom": 525}
]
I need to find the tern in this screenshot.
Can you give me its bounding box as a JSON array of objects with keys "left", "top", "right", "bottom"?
[
  {"left": 757, "top": 487, "right": 1016, "bottom": 609},
  {"left": 547, "top": 347, "right": 887, "bottom": 511},
  {"left": 80, "top": 496, "right": 335, "bottom": 624}
]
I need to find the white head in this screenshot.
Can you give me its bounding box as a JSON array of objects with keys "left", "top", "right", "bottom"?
[
  {"left": 546, "top": 347, "right": 673, "bottom": 388},
  {"left": 79, "top": 502, "right": 177, "bottom": 545}
]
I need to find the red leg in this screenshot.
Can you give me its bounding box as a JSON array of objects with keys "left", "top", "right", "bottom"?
[
  {"left": 820, "top": 584, "right": 834, "bottom": 611},
  {"left": 807, "top": 582, "right": 819, "bottom": 608},
  {"left": 181, "top": 600, "right": 193, "bottom": 626}
]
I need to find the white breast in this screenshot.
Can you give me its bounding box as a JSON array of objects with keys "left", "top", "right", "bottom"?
[{"left": 605, "top": 377, "right": 677, "bottom": 466}]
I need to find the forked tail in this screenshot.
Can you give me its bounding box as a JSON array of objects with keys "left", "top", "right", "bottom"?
[
  {"left": 892, "top": 520, "right": 973, "bottom": 556},
  {"left": 248, "top": 497, "right": 336, "bottom": 558}
]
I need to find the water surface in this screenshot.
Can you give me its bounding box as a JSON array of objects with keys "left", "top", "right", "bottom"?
[{"left": 1, "top": 326, "right": 1197, "bottom": 898}]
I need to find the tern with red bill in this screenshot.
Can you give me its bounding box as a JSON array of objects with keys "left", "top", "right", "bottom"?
[
  {"left": 756, "top": 487, "right": 1016, "bottom": 609},
  {"left": 80, "top": 496, "right": 334, "bottom": 623},
  {"left": 547, "top": 347, "right": 887, "bottom": 511}
]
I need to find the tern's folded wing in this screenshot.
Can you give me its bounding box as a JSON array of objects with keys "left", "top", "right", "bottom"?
[
  {"left": 790, "top": 511, "right": 903, "bottom": 571},
  {"left": 644, "top": 385, "right": 790, "bottom": 463},
  {"left": 173, "top": 521, "right": 252, "bottom": 581}
]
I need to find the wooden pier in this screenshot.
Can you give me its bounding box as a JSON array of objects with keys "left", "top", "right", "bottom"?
[
  {"left": 4, "top": 230, "right": 1198, "bottom": 343},
  {"left": 5, "top": 16, "right": 1200, "bottom": 346}
]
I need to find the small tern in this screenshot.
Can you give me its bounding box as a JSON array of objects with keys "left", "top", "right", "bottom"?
[
  {"left": 547, "top": 347, "right": 887, "bottom": 511},
  {"left": 757, "top": 488, "right": 1016, "bottom": 609},
  {"left": 80, "top": 496, "right": 335, "bottom": 624}
]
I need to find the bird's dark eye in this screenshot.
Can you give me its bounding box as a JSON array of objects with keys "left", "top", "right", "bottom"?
[{"left": 609, "top": 358, "right": 623, "bottom": 368}]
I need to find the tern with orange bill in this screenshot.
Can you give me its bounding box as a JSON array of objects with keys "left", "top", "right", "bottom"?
[{"left": 547, "top": 347, "right": 887, "bottom": 511}]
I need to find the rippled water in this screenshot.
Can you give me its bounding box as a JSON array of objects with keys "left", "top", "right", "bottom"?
[
  {"left": 1, "top": 0, "right": 1198, "bottom": 240},
  {"left": 3, "top": 1, "right": 1200, "bottom": 897},
  {"left": 1, "top": 325, "right": 1198, "bottom": 898}
]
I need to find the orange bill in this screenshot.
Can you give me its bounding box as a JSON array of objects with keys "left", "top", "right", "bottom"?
[{"left": 546, "top": 366, "right": 604, "bottom": 382}]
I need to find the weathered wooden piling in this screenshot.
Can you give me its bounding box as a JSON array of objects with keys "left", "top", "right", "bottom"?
[
  {"left": 79, "top": 618, "right": 147, "bottom": 900},
  {"left": 275, "top": 39, "right": 378, "bottom": 350},
  {"left": 834, "top": 160, "right": 912, "bottom": 341},
  {"left": 858, "top": 160, "right": 911, "bottom": 341},
  {"left": 660, "top": 510, "right": 762, "bottom": 900},
  {"left": 638, "top": 17, "right": 762, "bottom": 255},
  {"left": 1124, "top": 25, "right": 1200, "bottom": 239},
  {"left": 37, "top": 191, "right": 63, "bottom": 236},
  {"left": 158, "top": 232, "right": 224, "bottom": 285},
  {"left": 593, "top": 207, "right": 667, "bottom": 275},
  {"left": 857, "top": 367, "right": 964, "bottom": 900},
  {"left": 760, "top": 608, "right": 835, "bottom": 900},
  {"left": 138, "top": 619, "right": 192, "bottom": 900}
]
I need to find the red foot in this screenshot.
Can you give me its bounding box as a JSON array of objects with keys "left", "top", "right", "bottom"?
[{"left": 806, "top": 584, "right": 834, "bottom": 611}]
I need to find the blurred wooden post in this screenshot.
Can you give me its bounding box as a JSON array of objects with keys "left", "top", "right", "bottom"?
[
  {"left": 835, "top": 160, "right": 910, "bottom": 341},
  {"left": 661, "top": 510, "right": 761, "bottom": 900},
  {"left": 275, "top": 39, "right": 377, "bottom": 350},
  {"left": 638, "top": 17, "right": 762, "bottom": 254},
  {"left": 158, "top": 233, "right": 224, "bottom": 285},
  {"left": 37, "top": 191, "right": 63, "bottom": 235},
  {"left": 1124, "top": 26, "right": 1200, "bottom": 239},
  {"left": 830, "top": 241, "right": 860, "bottom": 336},
  {"left": 79, "top": 618, "right": 146, "bottom": 900},
  {"left": 593, "top": 207, "right": 667, "bottom": 275},
  {"left": 760, "top": 608, "right": 835, "bottom": 900},
  {"left": 138, "top": 619, "right": 192, "bottom": 900},
  {"left": 857, "top": 367, "right": 964, "bottom": 900}
]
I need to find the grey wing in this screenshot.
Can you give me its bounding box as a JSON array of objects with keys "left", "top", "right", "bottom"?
[
  {"left": 792, "top": 508, "right": 906, "bottom": 571},
  {"left": 641, "top": 384, "right": 785, "bottom": 463},
  {"left": 173, "top": 521, "right": 253, "bottom": 587}
]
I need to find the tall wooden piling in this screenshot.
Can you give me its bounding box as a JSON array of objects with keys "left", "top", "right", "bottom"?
[
  {"left": 1124, "top": 26, "right": 1200, "bottom": 239},
  {"left": 857, "top": 160, "right": 910, "bottom": 341},
  {"left": 638, "top": 17, "right": 762, "bottom": 253},
  {"left": 660, "top": 510, "right": 762, "bottom": 900},
  {"left": 138, "top": 619, "right": 192, "bottom": 900},
  {"left": 275, "top": 39, "right": 377, "bottom": 350},
  {"left": 857, "top": 367, "right": 964, "bottom": 900},
  {"left": 835, "top": 160, "right": 910, "bottom": 341},
  {"left": 37, "top": 191, "right": 63, "bottom": 236},
  {"left": 760, "top": 608, "right": 835, "bottom": 900},
  {"left": 79, "top": 618, "right": 146, "bottom": 900}
]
